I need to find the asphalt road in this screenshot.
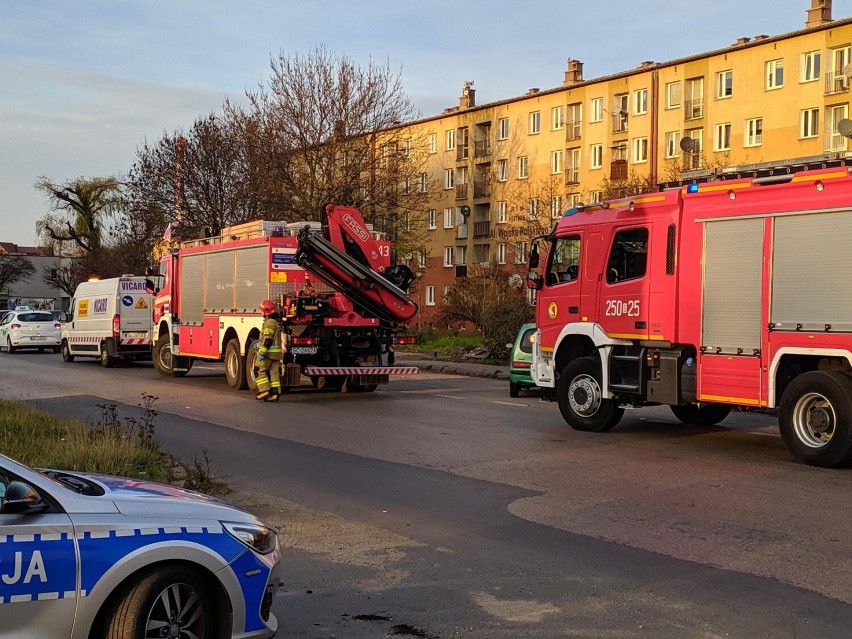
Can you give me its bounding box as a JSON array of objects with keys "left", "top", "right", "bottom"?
[{"left": 2, "top": 352, "right": 852, "bottom": 638}]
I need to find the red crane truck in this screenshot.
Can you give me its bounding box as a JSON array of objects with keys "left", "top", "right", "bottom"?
[
  {"left": 528, "top": 158, "right": 852, "bottom": 467},
  {"left": 151, "top": 204, "right": 418, "bottom": 394}
]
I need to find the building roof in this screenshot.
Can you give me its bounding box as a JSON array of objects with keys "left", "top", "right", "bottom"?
[{"left": 0, "top": 242, "right": 42, "bottom": 256}]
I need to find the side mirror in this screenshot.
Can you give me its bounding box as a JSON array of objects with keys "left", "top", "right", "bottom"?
[
  {"left": 3, "top": 481, "right": 46, "bottom": 515},
  {"left": 57, "top": 311, "right": 70, "bottom": 323},
  {"left": 145, "top": 278, "right": 158, "bottom": 295},
  {"left": 528, "top": 242, "right": 540, "bottom": 269},
  {"left": 526, "top": 272, "right": 543, "bottom": 290}
]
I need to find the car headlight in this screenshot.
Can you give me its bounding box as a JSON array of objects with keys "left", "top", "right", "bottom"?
[{"left": 222, "top": 521, "right": 277, "bottom": 555}]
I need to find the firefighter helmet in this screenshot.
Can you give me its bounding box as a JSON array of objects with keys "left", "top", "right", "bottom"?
[{"left": 259, "top": 299, "right": 277, "bottom": 317}]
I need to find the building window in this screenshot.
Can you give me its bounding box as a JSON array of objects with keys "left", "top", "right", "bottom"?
[
  {"left": 417, "top": 250, "right": 427, "bottom": 268},
  {"left": 827, "top": 104, "right": 849, "bottom": 151},
  {"left": 634, "top": 88, "right": 648, "bottom": 115},
  {"left": 445, "top": 129, "right": 455, "bottom": 150},
  {"left": 567, "top": 102, "right": 582, "bottom": 140},
  {"left": 589, "top": 190, "right": 602, "bottom": 203},
  {"left": 425, "top": 286, "right": 435, "bottom": 306},
  {"left": 714, "top": 123, "right": 731, "bottom": 151},
  {"left": 427, "top": 209, "right": 437, "bottom": 230},
  {"left": 419, "top": 173, "right": 428, "bottom": 193},
  {"left": 444, "top": 168, "right": 454, "bottom": 190},
  {"left": 566, "top": 147, "right": 581, "bottom": 183},
  {"left": 766, "top": 59, "right": 784, "bottom": 90},
  {"left": 801, "top": 51, "right": 821, "bottom": 83},
  {"left": 497, "top": 117, "right": 509, "bottom": 140},
  {"left": 497, "top": 158, "right": 509, "bottom": 181},
  {"left": 497, "top": 242, "right": 507, "bottom": 264},
  {"left": 589, "top": 143, "right": 603, "bottom": 169},
  {"left": 590, "top": 97, "right": 603, "bottom": 123},
  {"left": 632, "top": 137, "right": 648, "bottom": 163},
  {"left": 518, "top": 156, "right": 529, "bottom": 179},
  {"left": 665, "top": 131, "right": 680, "bottom": 158},
  {"left": 443, "top": 246, "right": 454, "bottom": 267},
  {"left": 443, "top": 207, "right": 455, "bottom": 229},
  {"left": 427, "top": 133, "right": 437, "bottom": 154},
  {"left": 497, "top": 200, "right": 507, "bottom": 223},
  {"left": 527, "top": 198, "right": 540, "bottom": 221},
  {"left": 800, "top": 107, "right": 819, "bottom": 139},
  {"left": 552, "top": 106, "right": 564, "bottom": 130},
  {"left": 456, "top": 245, "right": 467, "bottom": 265},
  {"left": 442, "top": 285, "right": 451, "bottom": 300},
  {"left": 551, "top": 195, "right": 563, "bottom": 219},
  {"left": 715, "top": 70, "right": 733, "bottom": 99},
  {"left": 568, "top": 192, "right": 581, "bottom": 208},
  {"left": 529, "top": 111, "right": 541, "bottom": 134},
  {"left": 551, "top": 150, "right": 563, "bottom": 174},
  {"left": 745, "top": 118, "right": 763, "bottom": 147},
  {"left": 666, "top": 82, "right": 681, "bottom": 108},
  {"left": 515, "top": 242, "right": 528, "bottom": 265}
]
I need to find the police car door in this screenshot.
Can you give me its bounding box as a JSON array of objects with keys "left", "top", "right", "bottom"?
[{"left": 0, "top": 469, "right": 77, "bottom": 638}]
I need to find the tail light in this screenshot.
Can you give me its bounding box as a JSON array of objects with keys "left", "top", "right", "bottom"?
[
  {"left": 54, "top": 323, "right": 61, "bottom": 329},
  {"left": 512, "top": 361, "right": 532, "bottom": 369},
  {"left": 112, "top": 314, "right": 120, "bottom": 337},
  {"left": 291, "top": 336, "right": 316, "bottom": 345},
  {"left": 10, "top": 323, "right": 20, "bottom": 330},
  {"left": 393, "top": 335, "right": 417, "bottom": 345}
]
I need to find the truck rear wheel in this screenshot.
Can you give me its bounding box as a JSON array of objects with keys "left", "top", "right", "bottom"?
[
  {"left": 779, "top": 371, "right": 852, "bottom": 468},
  {"left": 670, "top": 403, "right": 732, "bottom": 426},
  {"left": 224, "top": 338, "right": 248, "bottom": 390},
  {"left": 557, "top": 356, "right": 623, "bottom": 432}
]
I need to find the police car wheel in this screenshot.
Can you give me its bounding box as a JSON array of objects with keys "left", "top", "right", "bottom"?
[{"left": 104, "top": 565, "right": 226, "bottom": 639}]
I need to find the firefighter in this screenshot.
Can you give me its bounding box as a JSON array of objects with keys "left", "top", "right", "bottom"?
[
  {"left": 255, "top": 299, "right": 284, "bottom": 402},
  {"left": 299, "top": 274, "right": 317, "bottom": 297}
]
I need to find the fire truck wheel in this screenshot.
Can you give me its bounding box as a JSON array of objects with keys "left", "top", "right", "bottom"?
[
  {"left": 224, "top": 338, "right": 248, "bottom": 390},
  {"left": 347, "top": 376, "right": 378, "bottom": 392},
  {"left": 670, "top": 403, "right": 732, "bottom": 426},
  {"left": 558, "top": 357, "right": 623, "bottom": 432},
  {"left": 779, "top": 371, "right": 852, "bottom": 468}
]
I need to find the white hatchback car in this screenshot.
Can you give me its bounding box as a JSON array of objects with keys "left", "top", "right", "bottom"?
[
  {"left": 0, "top": 453, "right": 282, "bottom": 639},
  {"left": 0, "top": 306, "right": 62, "bottom": 353}
]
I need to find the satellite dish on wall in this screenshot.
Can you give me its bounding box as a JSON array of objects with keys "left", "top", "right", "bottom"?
[
  {"left": 679, "top": 137, "right": 696, "bottom": 153},
  {"left": 838, "top": 118, "right": 852, "bottom": 138}
]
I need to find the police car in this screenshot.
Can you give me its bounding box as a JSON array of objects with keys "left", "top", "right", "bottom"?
[{"left": 0, "top": 453, "right": 281, "bottom": 638}]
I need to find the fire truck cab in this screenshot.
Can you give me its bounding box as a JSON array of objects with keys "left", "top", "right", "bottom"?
[{"left": 530, "top": 160, "right": 852, "bottom": 467}]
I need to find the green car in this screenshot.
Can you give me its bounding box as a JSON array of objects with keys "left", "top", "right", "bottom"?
[{"left": 507, "top": 323, "right": 537, "bottom": 397}]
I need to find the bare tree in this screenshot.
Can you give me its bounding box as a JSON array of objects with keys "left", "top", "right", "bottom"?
[
  {"left": 230, "top": 46, "right": 426, "bottom": 241},
  {"left": 0, "top": 254, "right": 36, "bottom": 293}
]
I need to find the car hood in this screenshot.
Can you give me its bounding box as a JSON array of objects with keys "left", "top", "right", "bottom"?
[{"left": 72, "top": 472, "right": 260, "bottom": 523}]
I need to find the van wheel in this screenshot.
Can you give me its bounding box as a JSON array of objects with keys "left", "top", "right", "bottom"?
[
  {"left": 779, "top": 371, "right": 852, "bottom": 468},
  {"left": 670, "top": 403, "right": 732, "bottom": 426},
  {"left": 61, "top": 341, "right": 74, "bottom": 362},
  {"left": 557, "top": 356, "right": 623, "bottom": 432},
  {"left": 100, "top": 345, "right": 116, "bottom": 368},
  {"left": 224, "top": 338, "right": 248, "bottom": 390}
]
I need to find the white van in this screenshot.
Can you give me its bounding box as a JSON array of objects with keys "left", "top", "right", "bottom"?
[{"left": 61, "top": 275, "right": 154, "bottom": 367}]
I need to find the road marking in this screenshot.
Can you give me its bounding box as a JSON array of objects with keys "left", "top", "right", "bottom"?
[
  {"left": 494, "top": 401, "right": 527, "bottom": 407},
  {"left": 436, "top": 394, "right": 464, "bottom": 400},
  {"left": 750, "top": 431, "right": 781, "bottom": 438}
]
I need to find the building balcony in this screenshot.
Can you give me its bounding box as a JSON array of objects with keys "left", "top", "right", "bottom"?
[
  {"left": 455, "top": 183, "right": 468, "bottom": 200},
  {"left": 473, "top": 179, "right": 491, "bottom": 198},
  {"left": 566, "top": 121, "right": 582, "bottom": 141},
  {"left": 474, "top": 139, "right": 492, "bottom": 157},
  {"left": 825, "top": 71, "right": 851, "bottom": 95},
  {"left": 611, "top": 112, "right": 628, "bottom": 133},
  {"left": 456, "top": 144, "right": 469, "bottom": 161},
  {"left": 473, "top": 220, "right": 491, "bottom": 238},
  {"left": 456, "top": 224, "right": 468, "bottom": 240},
  {"left": 826, "top": 132, "right": 848, "bottom": 152},
  {"left": 684, "top": 98, "right": 704, "bottom": 120},
  {"left": 610, "top": 159, "right": 628, "bottom": 180}
]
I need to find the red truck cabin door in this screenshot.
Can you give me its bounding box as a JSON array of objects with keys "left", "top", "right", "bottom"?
[
  {"left": 596, "top": 225, "right": 652, "bottom": 340},
  {"left": 538, "top": 233, "right": 584, "bottom": 347}
]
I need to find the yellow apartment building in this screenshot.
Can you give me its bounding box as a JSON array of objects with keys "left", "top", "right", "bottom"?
[{"left": 406, "top": 0, "right": 852, "bottom": 329}]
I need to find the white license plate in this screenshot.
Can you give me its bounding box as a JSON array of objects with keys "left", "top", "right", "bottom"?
[
  {"left": 290, "top": 346, "right": 318, "bottom": 355},
  {"left": 30, "top": 336, "right": 47, "bottom": 341},
  {"left": 124, "top": 332, "right": 147, "bottom": 339}
]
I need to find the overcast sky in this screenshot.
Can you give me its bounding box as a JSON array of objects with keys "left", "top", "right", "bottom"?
[{"left": 2, "top": 0, "right": 850, "bottom": 247}]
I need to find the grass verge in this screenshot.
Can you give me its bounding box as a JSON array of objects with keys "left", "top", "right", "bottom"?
[{"left": 0, "top": 398, "right": 172, "bottom": 483}]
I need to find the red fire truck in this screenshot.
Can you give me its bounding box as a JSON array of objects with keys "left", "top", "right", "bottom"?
[
  {"left": 151, "top": 204, "right": 418, "bottom": 394},
  {"left": 528, "top": 158, "right": 852, "bottom": 467}
]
